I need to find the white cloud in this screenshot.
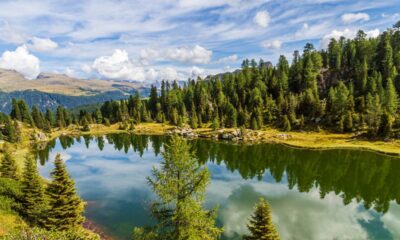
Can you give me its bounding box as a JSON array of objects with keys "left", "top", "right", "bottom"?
[
  {"left": 190, "top": 66, "right": 206, "bottom": 79},
  {"left": 91, "top": 49, "right": 189, "bottom": 82},
  {"left": 253, "top": 10, "right": 270, "bottom": 28},
  {"left": 0, "top": 23, "right": 27, "bottom": 44},
  {"left": 139, "top": 48, "right": 159, "bottom": 64},
  {"left": 365, "top": 28, "right": 380, "bottom": 38},
  {"left": 0, "top": 45, "right": 40, "bottom": 79},
  {"left": 92, "top": 49, "right": 146, "bottom": 81},
  {"left": 217, "top": 54, "right": 238, "bottom": 63},
  {"left": 261, "top": 40, "right": 282, "bottom": 49},
  {"left": 80, "top": 64, "right": 92, "bottom": 74},
  {"left": 320, "top": 28, "right": 380, "bottom": 49},
  {"left": 28, "top": 37, "right": 58, "bottom": 52},
  {"left": 341, "top": 13, "right": 370, "bottom": 24},
  {"left": 166, "top": 45, "right": 212, "bottom": 64}
]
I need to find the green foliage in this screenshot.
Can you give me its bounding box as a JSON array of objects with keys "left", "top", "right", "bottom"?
[
  {"left": 141, "top": 136, "right": 222, "bottom": 240},
  {"left": 282, "top": 115, "right": 291, "bottom": 132},
  {"left": 0, "top": 177, "right": 23, "bottom": 213},
  {"left": 378, "top": 112, "right": 393, "bottom": 138},
  {"left": 5, "top": 227, "right": 100, "bottom": 240},
  {"left": 45, "top": 154, "right": 85, "bottom": 230},
  {"left": 82, "top": 118, "right": 90, "bottom": 132},
  {"left": 244, "top": 198, "right": 280, "bottom": 240},
  {"left": 21, "top": 155, "right": 47, "bottom": 227},
  {"left": 0, "top": 145, "right": 18, "bottom": 180},
  {"left": 2, "top": 116, "right": 18, "bottom": 143}
]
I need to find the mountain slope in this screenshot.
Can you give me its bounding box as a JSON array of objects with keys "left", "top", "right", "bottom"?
[{"left": 0, "top": 69, "right": 149, "bottom": 112}]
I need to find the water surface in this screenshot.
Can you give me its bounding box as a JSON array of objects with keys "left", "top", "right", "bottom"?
[{"left": 36, "top": 134, "right": 400, "bottom": 240}]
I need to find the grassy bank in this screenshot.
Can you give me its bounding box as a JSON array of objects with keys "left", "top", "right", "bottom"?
[{"left": 3, "top": 122, "right": 400, "bottom": 170}]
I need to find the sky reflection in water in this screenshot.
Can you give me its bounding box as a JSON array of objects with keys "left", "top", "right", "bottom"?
[{"left": 37, "top": 135, "right": 400, "bottom": 240}]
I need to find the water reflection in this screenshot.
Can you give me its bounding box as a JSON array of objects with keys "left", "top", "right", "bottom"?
[{"left": 35, "top": 134, "right": 400, "bottom": 239}]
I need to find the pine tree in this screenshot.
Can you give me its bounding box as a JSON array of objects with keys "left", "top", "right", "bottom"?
[
  {"left": 45, "top": 154, "right": 85, "bottom": 230},
  {"left": 378, "top": 111, "right": 393, "bottom": 138},
  {"left": 190, "top": 112, "right": 198, "bottom": 129},
  {"left": 384, "top": 78, "right": 398, "bottom": 115},
  {"left": 145, "top": 136, "right": 222, "bottom": 240},
  {"left": 3, "top": 116, "right": 17, "bottom": 143},
  {"left": 82, "top": 118, "right": 90, "bottom": 131},
  {"left": 21, "top": 155, "right": 47, "bottom": 226},
  {"left": 0, "top": 144, "right": 18, "bottom": 180},
  {"left": 282, "top": 115, "right": 291, "bottom": 132},
  {"left": 45, "top": 108, "right": 55, "bottom": 127},
  {"left": 211, "top": 115, "right": 220, "bottom": 130},
  {"left": 244, "top": 198, "right": 280, "bottom": 240},
  {"left": 10, "top": 98, "right": 22, "bottom": 121}
]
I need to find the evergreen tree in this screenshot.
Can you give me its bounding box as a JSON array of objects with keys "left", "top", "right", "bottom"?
[
  {"left": 82, "top": 118, "right": 90, "bottom": 132},
  {"left": 10, "top": 98, "right": 22, "bottom": 121},
  {"left": 45, "top": 154, "right": 85, "bottom": 230},
  {"left": 18, "top": 99, "right": 34, "bottom": 126},
  {"left": 0, "top": 144, "right": 18, "bottom": 180},
  {"left": 282, "top": 115, "right": 291, "bottom": 132},
  {"left": 190, "top": 112, "right": 198, "bottom": 129},
  {"left": 244, "top": 198, "right": 280, "bottom": 240},
  {"left": 378, "top": 112, "right": 393, "bottom": 138},
  {"left": 45, "top": 108, "right": 55, "bottom": 127},
  {"left": 21, "top": 155, "right": 47, "bottom": 226},
  {"left": 143, "top": 136, "right": 222, "bottom": 240},
  {"left": 3, "top": 116, "right": 18, "bottom": 143},
  {"left": 384, "top": 78, "right": 398, "bottom": 115}
]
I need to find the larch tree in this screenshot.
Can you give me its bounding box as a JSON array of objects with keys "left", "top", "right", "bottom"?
[
  {"left": 244, "top": 198, "right": 280, "bottom": 240},
  {"left": 45, "top": 154, "right": 85, "bottom": 230}
]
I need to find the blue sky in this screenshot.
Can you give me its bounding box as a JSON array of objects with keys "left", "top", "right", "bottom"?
[{"left": 0, "top": 0, "right": 398, "bottom": 82}]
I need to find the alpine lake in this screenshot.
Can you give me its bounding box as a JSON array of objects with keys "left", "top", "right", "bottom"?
[{"left": 35, "top": 134, "right": 400, "bottom": 240}]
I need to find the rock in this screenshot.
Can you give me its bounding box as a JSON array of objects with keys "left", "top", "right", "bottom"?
[
  {"left": 232, "top": 129, "right": 241, "bottom": 137},
  {"left": 33, "top": 131, "right": 47, "bottom": 141},
  {"left": 221, "top": 133, "right": 231, "bottom": 140},
  {"left": 276, "top": 133, "right": 292, "bottom": 140}
]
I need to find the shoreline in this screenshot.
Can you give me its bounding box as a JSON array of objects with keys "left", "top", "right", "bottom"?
[{"left": 1, "top": 122, "right": 400, "bottom": 236}]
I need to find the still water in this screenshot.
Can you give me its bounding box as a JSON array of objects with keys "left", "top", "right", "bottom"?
[{"left": 36, "top": 134, "right": 400, "bottom": 240}]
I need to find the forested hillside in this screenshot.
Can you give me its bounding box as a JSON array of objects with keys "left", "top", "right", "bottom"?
[{"left": 97, "top": 22, "right": 400, "bottom": 138}]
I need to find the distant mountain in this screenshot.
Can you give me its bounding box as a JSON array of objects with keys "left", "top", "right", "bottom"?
[{"left": 0, "top": 69, "right": 149, "bottom": 113}]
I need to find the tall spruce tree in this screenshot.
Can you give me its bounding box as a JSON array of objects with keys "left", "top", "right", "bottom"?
[
  {"left": 138, "top": 136, "right": 222, "bottom": 240},
  {"left": 45, "top": 154, "right": 85, "bottom": 230},
  {"left": 244, "top": 198, "right": 280, "bottom": 240},
  {"left": 21, "top": 155, "right": 47, "bottom": 226},
  {"left": 0, "top": 144, "right": 18, "bottom": 180}
]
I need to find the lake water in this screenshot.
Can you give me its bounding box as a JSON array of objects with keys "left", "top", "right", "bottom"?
[{"left": 36, "top": 134, "right": 400, "bottom": 240}]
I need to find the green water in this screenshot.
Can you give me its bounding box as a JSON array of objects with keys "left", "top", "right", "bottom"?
[{"left": 36, "top": 134, "right": 400, "bottom": 240}]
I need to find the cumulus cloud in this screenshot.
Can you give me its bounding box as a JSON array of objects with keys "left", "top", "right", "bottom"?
[
  {"left": 80, "top": 64, "right": 92, "bottom": 74},
  {"left": 189, "top": 66, "right": 206, "bottom": 78},
  {"left": 261, "top": 40, "right": 282, "bottom": 49},
  {"left": 0, "top": 45, "right": 40, "bottom": 79},
  {"left": 320, "top": 28, "right": 380, "bottom": 49},
  {"left": 341, "top": 13, "right": 370, "bottom": 24},
  {"left": 217, "top": 54, "right": 238, "bottom": 63},
  {"left": 253, "top": 10, "right": 270, "bottom": 28},
  {"left": 91, "top": 49, "right": 187, "bottom": 81},
  {"left": 166, "top": 45, "right": 212, "bottom": 64},
  {"left": 28, "top": 37, "right": 58, "bottom": 52},
  {"left": 92, "top": 49, "right": 146, "bottom": 81},
  {"left": 139, "top": 48, "right": 159, "bottom": 64}
]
